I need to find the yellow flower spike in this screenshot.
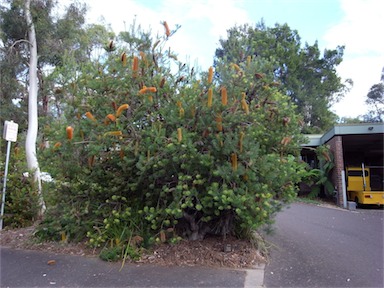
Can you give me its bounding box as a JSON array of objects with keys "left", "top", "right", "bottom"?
[
  {"left": 116, "top": 104, "right": 129, "bottom": 117},
  {"left": 104, "top": 131, "right": 123, "bottom": 137},
  {"left": 191, "top": 106, "right": 196, "bottom": 117},
  {"left": 246, "top": 56, "right": 251, "bottom": 67},
  {"left": 231, "top": 153, "right": 238, "bottom": 171},
  {"left": 176, "top": 100, "right": 182, "bottom": 108},
  {"left": 179, "top": 107, "right": 185, "bottom": 118},
  {"left": 241, "top": 92, "right": 246, "bottom": 102},
  {"left": 132, "top": 56, "right": 139, "bottom": 77},
  {"left": 85, "top": 112, "right": 96, "bottom": 121},
  {"left": 216, "top": 113, "right": 223, "bottom": 132},
  {"left": 148, "top": 95, "right": 153, "bottom": 103},
  {"left": 208, "top": 66, "right": 213, "bottom": 84},
  {"left": 232, "top": 63, "right": 241, "bottom": 72},
  {"left": 207, "top": 88, "right": 213, "bottom": 107},
  {"left": 121, "top": 52, "right": 127, "bottom": 66},
  {"left": 66, "top": 126, "right": 74, "bottom": 140},
  {"left": 177, "top": 128, "right": 182, "bottom": 143},
  {"left": 241, "top": 100, "right": 250, "bottom": 115},
  {"left": 61, "top": 232, "right": 66, "bottom": 242},
  {"left": 221, "top": 87, "right": 228, "bottom": 106}
]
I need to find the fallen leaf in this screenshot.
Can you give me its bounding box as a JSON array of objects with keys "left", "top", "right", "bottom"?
[{"left": 47, "top": 260, "right": 56, "bottom": 265}]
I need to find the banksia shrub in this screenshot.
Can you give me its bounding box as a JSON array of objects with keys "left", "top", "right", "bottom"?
[{"left": 38, "top": 23, "right": 306, "bottom": 252}]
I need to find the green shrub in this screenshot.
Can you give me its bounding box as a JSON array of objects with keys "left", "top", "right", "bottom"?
[
  {"left": 0, "top": 148, "right": 39, "bottom": 228},
  {"left": 37, "top": 25, "right": 307, "bottom": 255}
]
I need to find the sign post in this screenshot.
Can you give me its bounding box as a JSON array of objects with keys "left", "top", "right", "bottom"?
[{"left": 1, "top": 121, "right": 19, "bottom": 230}]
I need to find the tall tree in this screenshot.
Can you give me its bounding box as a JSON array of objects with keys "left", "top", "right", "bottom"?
[
  {"left": 364, "top": 67, "right": 384, "bottom": 122},
  {"left": 215, "top": 22, "right": 352, "bottom": 133},
  {"left": 24, "top": 0, "right": 45, "bottom": 215},
  {"left": 0, "top": 0, "right": 104, "bottom": 216}
]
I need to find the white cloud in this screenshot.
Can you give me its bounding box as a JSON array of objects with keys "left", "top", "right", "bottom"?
[{"left": 325, "top": 0, "right": 384, "bottom": 118}]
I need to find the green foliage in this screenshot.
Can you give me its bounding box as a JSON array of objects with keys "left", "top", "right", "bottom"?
[
  {"left": 302, "top": 145, "right": 335, "bottom": 199},
  {"left": 215, "top": 22, "right": 351, "bottom": 133},
  {"left": 365, "top": 78, "right": 383, "bottom": 122},
  {"left": 0, "top": 147, "right": 39, "bottom": 228},
  {"left": 34, "top": 20, "right": 307, "bottom": 258}
]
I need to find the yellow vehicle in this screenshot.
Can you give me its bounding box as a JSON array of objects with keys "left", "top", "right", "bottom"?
[{"left": 346, "top": 165, "right": 384, "bottom": 206}]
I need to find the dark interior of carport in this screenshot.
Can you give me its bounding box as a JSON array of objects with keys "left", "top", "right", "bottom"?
[{"left": 342, "top": 134, "right": 384, "bottom": 191}]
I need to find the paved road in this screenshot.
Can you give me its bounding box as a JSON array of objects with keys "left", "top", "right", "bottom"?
[
  {"left": 263, "top": 203, "right": 384, "bottom": 288},
  {"left": 0, "top": 247, "right": 264, "bottom": 288}
]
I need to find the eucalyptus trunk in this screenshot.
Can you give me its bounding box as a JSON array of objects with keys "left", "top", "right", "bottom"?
[{"left": 25, "top": 0, "right": 46, "bottom": 216}]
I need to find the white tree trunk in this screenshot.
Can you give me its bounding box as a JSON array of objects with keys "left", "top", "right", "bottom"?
[{"left": 25, "top": 0, "right": 46, "bottom": 216}]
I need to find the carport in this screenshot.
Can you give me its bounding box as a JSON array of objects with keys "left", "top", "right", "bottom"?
[{"left": 302, "top": 123, "right": 384, "bottom": 207}]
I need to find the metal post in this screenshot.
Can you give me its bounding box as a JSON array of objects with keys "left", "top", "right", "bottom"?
[
  {"left": 362, "top": 163, "right": 366, "bottom": 191},
  {"left": 0, "top": 140, "right": 12, "bottom": 230},
  {"left": 341, "top": 170, "right": 347, "bottom": 209}
]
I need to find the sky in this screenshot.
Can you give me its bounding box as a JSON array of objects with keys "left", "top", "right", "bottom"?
[{"left": 60, "top": 0, "right": 384, "bottom": 119}]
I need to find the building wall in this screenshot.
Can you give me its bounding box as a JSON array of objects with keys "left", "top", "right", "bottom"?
[{"left": 327, "top": 136, "right": 345, "bottom": 206}]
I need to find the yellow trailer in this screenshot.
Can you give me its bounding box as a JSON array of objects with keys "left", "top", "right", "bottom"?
[{"left": 346, "top": 165, "right": 384, "bottom": 206}]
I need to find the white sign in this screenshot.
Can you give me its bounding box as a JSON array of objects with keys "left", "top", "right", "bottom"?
[{"left": 3, "top": 121, "right": 19, "bottom": 142}]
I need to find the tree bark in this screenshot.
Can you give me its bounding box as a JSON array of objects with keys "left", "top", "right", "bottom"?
[{"left": 25, "top": 0, "right": 46, "bottom": 216}]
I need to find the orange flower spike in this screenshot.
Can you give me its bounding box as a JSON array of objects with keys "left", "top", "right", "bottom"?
[
  {"left": 116, "top": 104, "right": 129, "bottom": 117},
  {"left": 208, "top": 66, "right": 213, "bottom": 84},
  {"left": 53, "top": 142, "right": 62, "bottom": 149},
  {"left": 163, "top": 21, "right": 171, "bottom": 37},
  {"left": 207, "top": 88, "right": 213, "bottom": 107},
  {"left": 177, "top": 128, "right": 182, "bottom": 143},
  {"left": 148, "top": 87, "right": 157, "bottom": 93},
  {"left": 139, "top": 86, "right": 157, "bottom": 94},
  {"left": 221, "top": 87, "right": 228, "bottom": 106},
  {"left": 104, "top": 114, "right": 116, "bottom": 125},
  {"left": 132, "top": 56, "right": 139, "bottom": 77},
  {"left": 139, "top": 86, "right": 147, "bottom": 94},
  {"left": 85, "top": 112, "right": 96, "bottom": 121},
  {"left": 66, "top": 126, "right": 74, "bottom": 140},
  {"left": 121, "top": 52, "right": 127, "bottom": 66},
  {"left": 216, "top": 114, "right": 223, "bottom": 132}
]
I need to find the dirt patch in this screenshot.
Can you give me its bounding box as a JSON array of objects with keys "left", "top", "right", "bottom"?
[{"left": 0, "top": 225, "right": 266, "bottom": 269}]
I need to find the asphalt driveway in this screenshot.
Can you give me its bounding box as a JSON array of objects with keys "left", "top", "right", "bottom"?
[{"left": 263, "top": 203, "right": 384, "bottom": 287}]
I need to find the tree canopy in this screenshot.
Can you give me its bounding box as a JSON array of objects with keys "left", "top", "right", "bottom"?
[
  {"left": 215, "top": 22, "right": 352, "bottom": 133},
  {"left": 364, "top": 67, "right": 384, "bottom": 122}
]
